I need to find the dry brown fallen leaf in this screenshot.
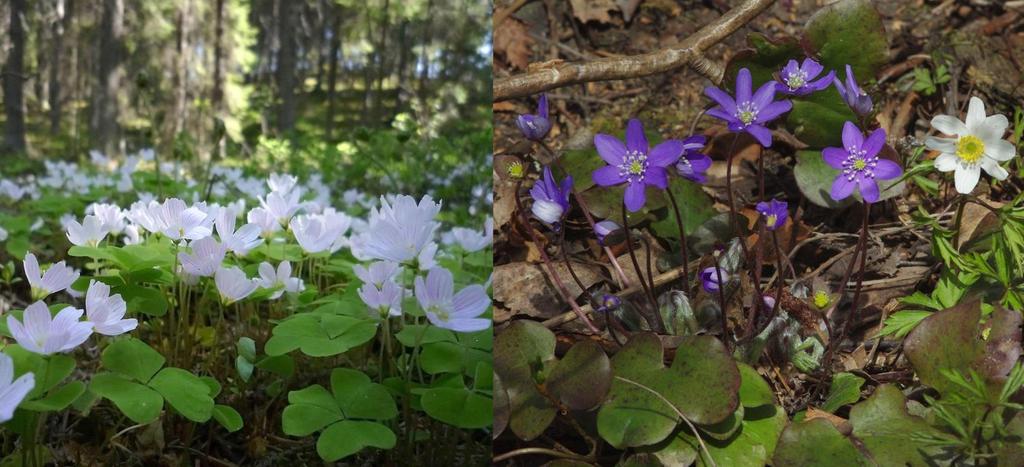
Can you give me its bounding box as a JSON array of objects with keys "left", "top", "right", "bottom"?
[
  {"left": 493, "top": 260, "right": 604, "bottom": 323},
  {"left": 569, "top": 0, "right": 620, "bottom": 24},
  {"left": 805, "top": 407, "right": 853, "bottom": 435},
  {"left": 494, "top": 18, "right": 534, "bottom": 70}
]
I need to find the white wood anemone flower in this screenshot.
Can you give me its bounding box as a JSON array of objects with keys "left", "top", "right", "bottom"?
[{"left": 925, "top": 96, "right": 1016, "bottom": 194}]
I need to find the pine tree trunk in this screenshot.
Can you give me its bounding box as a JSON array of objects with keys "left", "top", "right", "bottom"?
[
  {"left": 324, "top": 7, "right": 341, "bottom": 140},
  {"left": 2, "top": 0, "right": 28, "bottom": 153},
  {"left": 49, "top": 0, "right": 71, "bottom": 134},
  {"left": 211, "top": 0, "right": 225, "bottom": 113},
  {"left": 90, "top": 0, "right": 124, "bottom": 156},
  {"left": 276, "top": 0, "right": 298, "bottom": 133}
]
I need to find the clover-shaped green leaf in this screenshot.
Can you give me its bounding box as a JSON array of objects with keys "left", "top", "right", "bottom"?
[{"left": 281, "top": 368, "right": 397, "bottom": 462}]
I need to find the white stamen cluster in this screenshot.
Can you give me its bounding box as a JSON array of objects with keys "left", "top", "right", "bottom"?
[
  {"left": 785, "top": 70, "right": 808, "bottom": 90},
  {"left": 841, "top": 147, "right": 878, "bottom": 181},
  {"left": 735, "top": 101, "right": 759, "bottom": 126},
  {"left": 618, "top": 150, "right": 649, "bottom": 183}
]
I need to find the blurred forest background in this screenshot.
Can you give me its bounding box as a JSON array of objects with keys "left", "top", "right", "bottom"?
[{"left": 0, "top": 0, "right": 492, "bottom": 215}]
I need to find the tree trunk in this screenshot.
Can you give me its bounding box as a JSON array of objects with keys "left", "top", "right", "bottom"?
[
  {"left": 417, "top": 0, "right": 433, "bottom": 112},
  {"left": 276, "top": 0, "right": 298, "bottom": 133},
  {"left": 393, "top": 19, "right": 408, "bottom": 119},
  {"left": 90, "top": 0, "right": 124, "bottom": 156},
  {"left": 324, "top": 7, "right": 342, "bottom": 140},
  {"left": 2, "top": 0, "right": 28, "bottom": 153},
  {"left": 211, "top": 0, "right": 225, "bottom": 113},
  {"left": 372, "top": 0, "right": 390, "bottom": 122},
  {"left": 172, "top": 0, "right": 192, "bottom": 137},
  {"left": 49, "top": 0, "right": 71, "bottom": 134}
]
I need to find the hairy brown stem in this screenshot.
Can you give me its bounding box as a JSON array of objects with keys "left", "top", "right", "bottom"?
[
  {"left": 666, "top": 188, "right": 691, "bottom": 295},
  {"left": 493, "top": 0, "right": 775, "bottom": 100},
  {"left": 621, "top": 202, "right": 663, "bottom": 332},
  {"left": 544, "top": 142, "right": 632, "bottom": 289},
  {"left": 824, "top": 203, "right": 870, "bottom": 366},
  {"left": 515, "top": 180, "right": 602, "bottom": 334}
]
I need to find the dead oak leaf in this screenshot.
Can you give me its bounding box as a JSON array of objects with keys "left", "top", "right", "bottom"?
[
  {"left": 569, "top": 0, "right": 620, "bottom": 24},
  {"left": 495, "top": 18, "right": 534, "bottom": 70}
]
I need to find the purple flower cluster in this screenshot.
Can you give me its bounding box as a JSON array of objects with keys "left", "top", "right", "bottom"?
[
  {"left": 776, "top": 59, "right": 834, "bottom": 96},
  {"left": 516, "top": 94, "right": 552, "bottom": 141},
  {"left": 823, "top": 122, "right": 901, "bottom": 203},
  {"left": 592, "top": 119, "right": 686, "bottom": 212},
  {"left": 705, "top": 68, "right": 793, "bottom": 147},
  {"left": 834, "top": 65, "right": 873, "bottom": 116},
  {"left": 530, "top": 166, "right": 572, "bottom": 227},
  {"left": 755, "top": 199, "right": 788, "bottom": 231}
]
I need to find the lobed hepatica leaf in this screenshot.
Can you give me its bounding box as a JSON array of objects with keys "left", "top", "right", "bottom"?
[
  {"left": 786, "top": 88, "right": 857, "bottom": 149},
  {"left": 493, "top": 320, "right": 558, "bottom": 441},
  {"left": 494, "top": 372, "right": 510, "bottom": 439},
  {"left": 849, "top": 385, "right": 944, "bottom": 466},
  {"left": 596, "top": 334, "right": 740, "bottom": 449},
  {"left": 772, "top": 418, "right": 869, "bottom": 466},
  {"left": 545, "top": 340, "right": 612, "bottom": 411},
  {"left": 802, "top": 0, "right": 888, "bottom": 80},
  {"left": 723, "top": 33, "right": 802, "bottom": 91},
  {"left": 641, "top": 363, "right": 785, "bottom": 466},
  {"left": 905, "top": 298, "right": 1022, "bottom": 398}
]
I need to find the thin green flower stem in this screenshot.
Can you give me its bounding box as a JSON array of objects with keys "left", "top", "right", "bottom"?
[
  {"left": 613, "top": 375, "right": 718, "bottom": 467},
  {"left": 953, "top": 194, "right": 967, "bottom": 249},
  {"left": 542, "top": 142, "right": 632, "bottom": 289},
  {"left": 621, "top": 202, "right": 664, "bottom": 333},
  {"left": 514, "top": 180, "right": 602, "bottom": 334},
  {"left": 825, "top": 203, "right": 871, "bottom": 369},
  {"left": 666, "top": 188, "right": 691, "bottom": 295}
]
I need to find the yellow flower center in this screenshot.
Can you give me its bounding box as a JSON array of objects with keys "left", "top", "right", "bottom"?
[
  {"left": 852, "top": 159, "right": 867, "bottom": 170},
  {"left": 765, "top": 214, "right": 777, "bottom": 228},
  {"left": 507, "top": 162, "right": 525, "bottom": 179},
  {"left": 813, "top": 291, "right": 830, "bottom": 309},
  {"left": 738, "top": 111, "right": 755, "bottom": 125},
  {"left": 956, "top": 135, "right": 985, "bottom": 163},
  {"left": 627, "top": 160, "right": 644, "bottom": 175}
]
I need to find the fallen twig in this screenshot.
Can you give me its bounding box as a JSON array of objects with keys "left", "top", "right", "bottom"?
[{"left": 493, "top": 0, "right": 775, "bottom": 101}]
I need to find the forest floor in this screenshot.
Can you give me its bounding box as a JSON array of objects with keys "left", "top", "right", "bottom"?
[{"left": 492, "top": 0, "right": 1024, "bottom": 464}]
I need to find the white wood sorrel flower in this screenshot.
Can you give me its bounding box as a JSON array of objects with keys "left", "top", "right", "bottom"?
[
  {"left": 926, "top": 96, "right": 1017, "bottom": 194},
  {"left": 24, "top": 252, "right": 80, "bottom": 300},
  {"left": 7, "top": 301, "right": 94, "bottom": 355},
  {"left": 85, "top": 280, "right": 138, "bottom": 336},
  {"left": 0, "top": 352, "right": 34, "bottom": 423},
  {"left": 414, "top": 267, "right": 490, "bottom": 333}
]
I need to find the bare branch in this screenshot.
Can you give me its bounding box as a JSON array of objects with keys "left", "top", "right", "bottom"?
[{"left": 493, "top": 0, "right": 775, "bottom": 101}]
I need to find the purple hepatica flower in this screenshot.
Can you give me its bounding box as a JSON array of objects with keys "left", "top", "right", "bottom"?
[
  {"left": 705, "top": 68, "right": 793, "bottom": 148},
  {"left": 700, "top": 266, "right": 729, "bottom": 293},
  {"left": 776, "top": 58, "right": 834, "bottom": 96},
  {"left": 592, "top": 119, "right": 683, "bottom": 212},
  {"left": 675, "top": 135, "right": 712, "bottom": 184},
  {"left": 834, "top": 64, "right": 873, "bottom": 116},
  {"left": 530, "top": 166, "right": 572, "bottom": 227},
  {"left": 594, "top": 219, "right": 620, "bottom": 245},
  {"left": 755, "top": 199, "right": 788, "bottom": 231},
  {"left": 823, "top": 122, "right": 902, "bottom": 203},
  {"left": 597, "top": 294, "right": 622, "bottom": 313},
  {"left": 516, "top": 94, "right": 552, "bottom": 141}
]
